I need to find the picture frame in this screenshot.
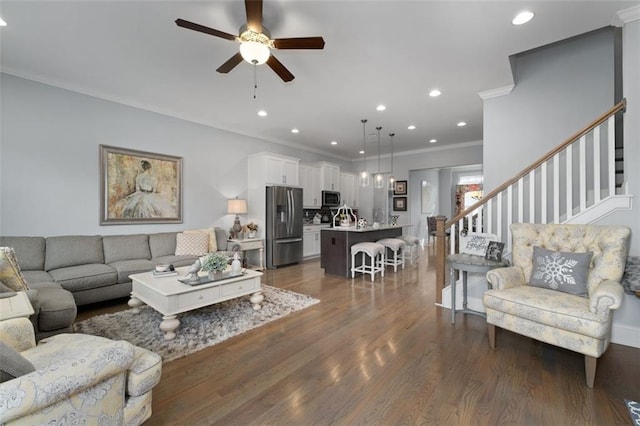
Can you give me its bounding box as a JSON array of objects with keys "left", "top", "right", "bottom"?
[
  {"left": 485, "top": 241, "right": 505, "bottom": 262},
  {"left": 393, "top": 197, "right": 407, "bottom": 211},
  {"left": 100, "top": 145, "right": 182, "bottom": 225},
  {"left": 394, "top": 180, "right": 407, "bottom": 195}
]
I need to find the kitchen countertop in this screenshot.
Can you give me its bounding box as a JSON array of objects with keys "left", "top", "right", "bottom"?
[{"left": 321, "top": 224, "right": 409, "bottom": 232}]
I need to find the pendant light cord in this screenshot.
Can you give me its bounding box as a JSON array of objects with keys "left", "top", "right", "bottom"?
[
  {"left": 361, "top": 119, "right": 368, "bottom": 169},
  {"left": 389, "top": 133, "right": 395, "bottom": 175},
  {"left": 376, "top": 127, "right": 382, "bottom": 173}
]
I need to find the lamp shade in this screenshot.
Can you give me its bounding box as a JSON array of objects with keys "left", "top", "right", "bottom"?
[{"left": 227, "top": 198, "right": 248, "bottom": 215}]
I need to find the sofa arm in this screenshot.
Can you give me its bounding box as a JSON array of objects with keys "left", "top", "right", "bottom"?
[
  {"left": 0, "top": 335, "right": 135, "bottom": 424},
  {"left": 486, "top": 266, "right": 526, "bottom": 290},
  {"left": 0, "top": 317, "right": 35, "bottom": 353},
  {"left": 589, "top": 280, "right": 624, "bottom": 319}
]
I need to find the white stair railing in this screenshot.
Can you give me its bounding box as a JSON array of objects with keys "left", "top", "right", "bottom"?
[{"left": 434, "top": 99, "right": 627, "bottom": 300}]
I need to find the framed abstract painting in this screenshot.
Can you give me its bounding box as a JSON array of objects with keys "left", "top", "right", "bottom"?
[{"left": 100, "top": 145, "right": 182, "bottom": 224}]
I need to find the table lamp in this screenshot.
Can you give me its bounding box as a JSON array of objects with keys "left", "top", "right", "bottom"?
[{"left": 227, "top": 198, "right": 248, "bottom": 238}]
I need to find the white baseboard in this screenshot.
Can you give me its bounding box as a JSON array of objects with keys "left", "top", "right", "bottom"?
[{"left": 441, "top": 279, "right": 640, "bottom": 349}]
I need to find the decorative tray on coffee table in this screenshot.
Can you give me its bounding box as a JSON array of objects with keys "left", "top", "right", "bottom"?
[{"left": 178, "top": 270, "right": 246, "bottom": 286}]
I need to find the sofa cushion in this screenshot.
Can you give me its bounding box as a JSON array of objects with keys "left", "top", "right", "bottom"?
[
  {"left": 152, "top": 255, "right": 199, "bottom": 268},
  {"left": 0, "top": 247, "right": 30, "bottom": 292},
  {"left": 0, "top": 237, "right": 46, "bottom": 271},
  {"left": 34, "top": 286, "right": 77, "bottom": 332},
  {"left": 21, "top": 270, "right": 55, "bottom": 285},
  {"left": 175, "top": 232, "right": 209, "bottom": 256},
  {"left": 0, "top": 341, "right": 35, "bottom": 383},
  {"left": 483, "top": 285, "right": 609, "bottom": 338},
  {"left": 148, "top": 232, "right": 178, "bottom": 258},
  {"left": 48, "top": 264, "right": 117, "bottom": 292},
  {"left": 109, "top": 259, "right": 155, "bottom": 283},
  {"left": 45, "top": 235, "right": 104, "bottom": 271},
  {"left": 103, "top": 234, "right": 151, "bottom": 264},
  {"left": 214, "top": 228, "right": 228, "bottom": 251},
  {"left": 530, "top": 246, "right": 592, "bottom": 297}
]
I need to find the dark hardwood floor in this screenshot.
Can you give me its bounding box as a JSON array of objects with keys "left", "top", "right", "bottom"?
[{"left": 77, "top": 248, "right": 640, "bottom": 425}]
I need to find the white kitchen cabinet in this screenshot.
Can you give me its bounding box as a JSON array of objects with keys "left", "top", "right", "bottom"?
[
  {"left": 300, "top": 164, "right": 321, "bottom": 208},
  {"left": 249, "top": 152, "right": 300, "bottom": 186},
  {"left": 340, "top": 172, "right": 359, "bottom": 208},
  {"left": 318, "top": 162, "right": 340, "bottom": 192},
  {"left": 302, "top": 225, "right": 326, "bottom": 258}
]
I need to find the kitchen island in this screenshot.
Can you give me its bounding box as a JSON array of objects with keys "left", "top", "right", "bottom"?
[{"left": 320, "top": 225, "right": 407, "bottom": 277}]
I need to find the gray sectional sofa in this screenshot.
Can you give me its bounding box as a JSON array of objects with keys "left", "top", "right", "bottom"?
[{"left": 1, "top": 229, "right": 237, "bottom": 340}]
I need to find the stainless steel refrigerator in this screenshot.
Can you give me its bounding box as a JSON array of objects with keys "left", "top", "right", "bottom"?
[{"left": 266, "top": 186, "right": 303, "bottom": 268}]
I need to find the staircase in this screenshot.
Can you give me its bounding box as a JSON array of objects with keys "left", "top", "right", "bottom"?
[{"left": 434, "top": 99, "right": 631, "bottom": 302}]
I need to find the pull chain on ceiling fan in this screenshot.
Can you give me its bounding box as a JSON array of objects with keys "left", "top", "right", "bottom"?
[{"left": 175, "top": 0, "right": 325, "bottom": 82}]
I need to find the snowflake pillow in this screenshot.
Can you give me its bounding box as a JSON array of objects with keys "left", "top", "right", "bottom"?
[{"left": 530, "top": 246, "right": 593, "bottom": 297}]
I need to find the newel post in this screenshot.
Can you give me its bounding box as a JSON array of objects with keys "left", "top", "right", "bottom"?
[{"left": 435, "top": 215, "right": 447, "bottom": 304}]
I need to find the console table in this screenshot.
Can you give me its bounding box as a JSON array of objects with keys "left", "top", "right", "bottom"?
[
  {"left": 0, "top": 291, "right": 35, "bottom": 321},
  {"left": 229, "top": 238, "right": 264, "bottom": 271}
]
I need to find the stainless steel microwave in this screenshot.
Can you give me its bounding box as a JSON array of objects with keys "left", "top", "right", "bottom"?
[{"left": 322, "top": 190, "right": 341, "bottom": 207}]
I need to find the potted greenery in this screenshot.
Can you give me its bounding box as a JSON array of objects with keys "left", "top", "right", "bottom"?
[{"left": 200, "top": 252, "right": 229, "bottom": 279}]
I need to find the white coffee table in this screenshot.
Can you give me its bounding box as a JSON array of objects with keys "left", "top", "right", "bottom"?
[{"left": 128, "top": 267, "right": 264, "bottom": 340}]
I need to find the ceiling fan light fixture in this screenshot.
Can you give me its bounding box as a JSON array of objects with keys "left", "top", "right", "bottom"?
[{"left": 240, "top": 41, "right": 270, "bottom": 65}]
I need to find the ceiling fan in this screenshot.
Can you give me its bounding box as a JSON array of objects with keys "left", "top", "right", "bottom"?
[{"left": 176, "top": 0, "right": 325, "bottom": 82}]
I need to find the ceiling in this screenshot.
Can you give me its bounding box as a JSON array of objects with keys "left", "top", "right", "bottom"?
[{"left": 1, "top": 1, "right": 637, "bottom": 161}]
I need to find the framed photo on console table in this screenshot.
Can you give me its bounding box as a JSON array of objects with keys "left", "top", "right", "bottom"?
[
  {"left": 100, "top": 145, "right": 183, "bottom": 225},
  {"left": 393, "top": 197, "right": 408, "bottom": 211},
  {"left": 394, "top": 180, "right": 407, "bottom": 195}
]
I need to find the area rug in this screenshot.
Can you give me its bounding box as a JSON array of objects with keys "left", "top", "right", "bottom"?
[{"left": 74, "top": 285, "right": 319, "bottom": 362}]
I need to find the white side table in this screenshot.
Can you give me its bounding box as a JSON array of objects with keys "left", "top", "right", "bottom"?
[
  {"left": 228, "top": 238, "right": 264, "bottom": 271},
  {"left": 0, "top": 291, "right": 35, "bottom": 321}
]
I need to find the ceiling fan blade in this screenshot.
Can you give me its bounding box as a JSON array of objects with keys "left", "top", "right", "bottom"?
[
  {"left": 175, "top": 18, "right": 237, "bottom": 41},
  {"left": 245, "top": 0, "right": 263, "bottom": 33},
  {"left": 273, "top": 37, "right": 325, "bottom": 50},
  {"left": 267, "top": 55, "right": 294, "bottom": 82},
  {"left": 217, "top": 53, "right": 244, "bottom": 73}
]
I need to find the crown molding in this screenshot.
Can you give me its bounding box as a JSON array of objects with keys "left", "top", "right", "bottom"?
[
  {"left": 614, "top": 5, "right": 640, "bottom": 25},
  {"left": 478, "top": 85, "right": 514, "bottom": 100}
]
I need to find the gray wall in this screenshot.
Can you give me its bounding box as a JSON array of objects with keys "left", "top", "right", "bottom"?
[
  {"left": 0, "top": 74, "right": 349, "bottom": 236},
  {"left": 483, "top": 27, "right": 617, "bottom": 192}
]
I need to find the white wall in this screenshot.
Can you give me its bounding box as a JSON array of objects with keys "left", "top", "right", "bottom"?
[{"left": 0, "top": 74, "right": 349, "bottom": 237}]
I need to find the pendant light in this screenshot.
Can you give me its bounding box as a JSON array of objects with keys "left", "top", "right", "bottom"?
[
  {"left": 359, "top": 119, "right": 370, "bottom": 187},
  {"left": 388, "top": 133, "right": 395, "bottom": 189},
  {"left": 374, "top": 126, "right": 384, "bottom": 189}
]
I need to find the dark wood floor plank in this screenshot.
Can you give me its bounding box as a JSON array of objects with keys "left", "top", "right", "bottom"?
[{"left": 75, "top": 248, "right": 640, "bottom": 425}]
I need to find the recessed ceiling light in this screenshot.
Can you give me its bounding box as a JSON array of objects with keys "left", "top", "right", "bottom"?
[
  {"left": 0, "top": 17, "right": 6, "bottom": 27},
  {"left": 257, "top": 110, "right": 267, "bottom": 117},
  {"left": 376, "top": 104, "right": 386, "bottom": 111},
  {"left": 457, "top": 121, "right": 467, "bottom": 127},
  {"left": 429, "top": 139, "right": 437, "bottom": 143},
  {"left": 359, "top": 150, "right": 365, "bottom": 154},
  {"left": 331, "top": 141, "right": 338, "bottom": 145},
  {"left": 408, "top": 125, "right": 416, "bottom": 130},
  {"left": 291, "top": 128, "right": 299, "bottom": 134},
  {"left": 429, "top": 89, "right": 442, "bottom": 97},
  {"left": 512, "top": 11, "right": 534, "bottom": 25}
]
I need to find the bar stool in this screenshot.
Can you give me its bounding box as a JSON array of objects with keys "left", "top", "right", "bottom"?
[
  {"left": 376, "top": 238, "right": 405, "bottom": 272},
  {"left": 398, "top": 235, "right": 420, "bottom": 264},
  {"left": 351, "top": 242, "right": 385, "bottom": 281}
]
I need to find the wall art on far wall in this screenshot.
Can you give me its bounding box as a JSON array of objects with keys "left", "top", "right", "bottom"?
[
  {"left": 394, "top": 180, "right": 407, "bottom": 195},
  {"left": 393, "top": 197, "right": 407, "bottom": 211},
  {"left": 100, "top": 145, "right": 182, "bottom": 225}
]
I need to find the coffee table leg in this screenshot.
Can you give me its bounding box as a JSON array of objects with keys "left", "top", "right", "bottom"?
[
  {"left": 128, "top": 295, "right": 144, "bottom": 314},
  {"left": 160, "top": 315, "right": 180, "bottom": 340},
  {"left": 250, "top": 291, "right": 264, "bottom": 311}
]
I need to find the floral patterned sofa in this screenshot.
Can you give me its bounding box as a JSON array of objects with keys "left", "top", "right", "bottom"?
[
  {"left": 483, "top": 223, "right": 631, "bottom": 388},
  {"left": 0, "top": 317, "right": 162, "bottom": 425}
]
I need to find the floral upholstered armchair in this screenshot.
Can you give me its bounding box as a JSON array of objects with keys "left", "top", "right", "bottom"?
[
  {"left": 483, "top": 223, "right": 630, "bottom": 388},
  {"left": 0, "top": 317, "right": 162, "bottom": 425}
]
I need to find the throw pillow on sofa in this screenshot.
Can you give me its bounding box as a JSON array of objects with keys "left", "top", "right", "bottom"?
[
  {"left": 175, "top": 232, "right": 209, "bottom": 256},
  {"left": 184, "top": 228, "right": 218, "bottom": 252},
  {"left": 0, "top": 341, "right": 35, "bottom": 383},
  {"left": 0, "top": 247, "right": 30, "bottom": 292}
]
